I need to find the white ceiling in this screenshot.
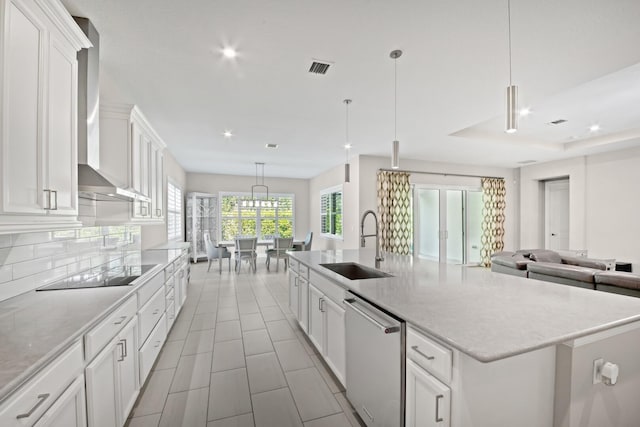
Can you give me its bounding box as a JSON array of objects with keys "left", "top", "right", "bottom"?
[{"left": 61, "top": 0, "right": 640, "bottom": 179}]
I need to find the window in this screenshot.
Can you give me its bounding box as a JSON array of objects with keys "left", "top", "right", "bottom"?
[
  {"left": 320, "top": 186, "right": 342, "bottom": 238},
  {"left": 167, "top": 180, "right": 183, "bottom": 241},
  {"left": 220, "top": 193, "right": 294, "bottom": 241}
]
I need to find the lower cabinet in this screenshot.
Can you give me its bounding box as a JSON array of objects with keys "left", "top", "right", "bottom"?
[
  {"left": 85, "top": 317, "right": 138, "bottom": 427},
  {"left": 33, "top": 375, "right": 87, "bottom": 427},
  {"left": 289, "top": 271, "right": 299, "bottom": 319},
  {"left": 406, "top": 359, "right": 451, "bottom": 427},
  {"left": 308, "top": 283, "right": 346, "bottom": 385}
]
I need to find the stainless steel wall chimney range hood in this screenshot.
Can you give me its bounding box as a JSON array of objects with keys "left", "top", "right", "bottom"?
[{"left": 74, "top": 17, "right": 149, "bottom": 203}]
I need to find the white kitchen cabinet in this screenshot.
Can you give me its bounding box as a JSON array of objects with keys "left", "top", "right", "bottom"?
[
  {"left": 289, "top": 271, "right": 299, "bottom": 319},
  {"left": 95, "top": 104, "right": 165, "bottom": 225},
  {"left": 0, "top": 341, "right": 83, "bottom": 427},
  {"left": 33, "top": 374, "right": 86, "bottom": 427},
  {"left": 323, "top": 296, "right": 345, "bottom": 384},
  {"left": 308, "top": 283, "right": 324, "bottom": 354},
  {"left": 307, "top": 281, "right": 346, "bottom": 385},
  {"left": 151, "top": 144, "right": 164, "bottom": 220},
  {"left": 406, "top": 359, "right": 451, "bottom": 427},
  {"left": 0, "top": 0, "right": 89, "bottom": 232},
  {"left": 85, "top": 317, "right": 139, "bottom": 427}
]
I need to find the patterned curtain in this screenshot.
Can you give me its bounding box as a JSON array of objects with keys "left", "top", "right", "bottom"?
[
  {"left": 480, "top": 177, "right": 506, "bottom": 267},
  {"left": 376, "top": 171, "right": 412, "bottom": 255}
]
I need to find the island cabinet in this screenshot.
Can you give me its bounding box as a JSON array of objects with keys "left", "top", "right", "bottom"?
[
  {"left": 0, "top": 341, "right": 84, "bottom": 427},
  {"left": 94, "top": 103, "right": 166, "bottom": 225},
  {"left": 85, "top": 296, "right": 139, "bottom": 427},
  {"left": 307, "top": 270, "right": 346, "bottom": 386},
  {"left": 0, "top": 0, "right": 90, "bottom": 233},
  {"left": 406, "top": 325, "right": 556, "bottom": 427},
  {"left": 288, "top": 258, "right": 309, "bottom": 333}
]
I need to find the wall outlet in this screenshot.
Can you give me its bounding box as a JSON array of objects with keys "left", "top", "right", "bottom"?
[{"left": 593, "top": 358, "right": 604, "bottom": 384}]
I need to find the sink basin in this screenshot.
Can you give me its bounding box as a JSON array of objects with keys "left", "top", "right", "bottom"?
[{"left": 319, "top": 262, "right": 393, "bottom": 280}]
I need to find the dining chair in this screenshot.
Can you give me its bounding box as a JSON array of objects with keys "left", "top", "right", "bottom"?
[
  {"left": 293, "top": 231, "right": 313, "bottom": 251},
  {"left": 204, "top": 232, "right": 231, "bottom": 273},
  {"left": 234, "top": 237, "right": 257, "bottom": 273},
  {"left": 266, "top": 237, "right": 294, "bottom": 272}
]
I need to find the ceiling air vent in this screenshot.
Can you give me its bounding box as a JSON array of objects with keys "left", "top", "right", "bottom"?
[
  {"left": 547, "top": 119, "right": 568, "bottom": 125},
  {"left": 309, "top": 60, "right": 331, "bottom": 75},
  {"left": 517, "top": 160, "right": 537, "bottom": 165},
  {"left": 265, "top": 143, "right": 278, "bottom": 149}
]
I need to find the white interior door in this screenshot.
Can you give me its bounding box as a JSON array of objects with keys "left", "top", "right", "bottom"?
[{"left": 545, "top": 179, "right": 570, "bottom": 250}]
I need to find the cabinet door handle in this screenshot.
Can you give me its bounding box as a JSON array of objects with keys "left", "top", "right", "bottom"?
[
  {"left": 435, "top": 394, "right": 444, "bottom": 422},
  {"left": 113, "top": 315, "right": 127, "bottom": 325},
  {"left": 411, "top": 345, "right": 435, "bottom": 361},
  {"left": 51, "top": 190, "right": 57, "bottom": 210},
  {"left": 121, "top": 338, "right": 128, "bottom": 357},
  {"left": 156, "top": 208, "right": 162, "bottom": 216},
  {"left": 16, "top": 393, "right": 50, "bottom": 419},
  {"left": 154, "top": 340, "right": 161, "bottom": 348},
  {"left": 116, "top": 341, "right": 125, "bottom": 361},
  {"left": 362, "top": 405, "right": 374, "bottom": 422},
  {"left": 152, "top": 309, "right": 160, "bottom": 315},
  {"left": 318, "top": 297, "right": 322, "bottom": 311},
  {"left": 294, "top": 277, "right": 298, "bottom": 287}
]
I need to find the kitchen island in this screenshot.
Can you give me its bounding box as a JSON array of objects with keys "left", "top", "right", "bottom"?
[{"left": 288, "top": 249, "right": 640, "bottom": 427}]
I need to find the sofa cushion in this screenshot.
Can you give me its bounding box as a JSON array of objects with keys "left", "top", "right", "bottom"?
[
  {"left": 529, "top": 250, "right": 562, "bottom": 264},
  {"left": 595, "top": 271, "right": 640, "bottom": 290},
  {"left": 491, "top": 251, "right": 515, "bottom": 258},
  {"left": 527, "top": 262, "right": 597, "bottom": 283},
  {"left": 491, "top": 254, "right": 531, "bottom": 270},
  {"left": 562, "top": 256, "right": 607, "bottom": 271}
]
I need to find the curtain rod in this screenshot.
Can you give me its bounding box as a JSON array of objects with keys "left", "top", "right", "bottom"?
[{"left": 378, "top": 168, "right": 504, "bottom": 180}]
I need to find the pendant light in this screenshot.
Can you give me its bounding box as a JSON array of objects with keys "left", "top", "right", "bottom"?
[
  {"left": 505, "top": 0, "right": 518, "bottom": 133},
  {"left": 251, "top": 162, "right": 269, "bottom": 202},
  {"left": 390, "top": 49, "right": 402, "bottom": 169},
  {"left": 343, "top": 99, "right": 352, "bottom": 183}
]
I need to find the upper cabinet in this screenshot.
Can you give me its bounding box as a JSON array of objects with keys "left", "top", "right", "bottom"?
[
  {"left": 0, "top": 0, "right": 90, "bottom": 233},
  {"left": 95, "top": 104, "right": 166, "bottom": 224}
]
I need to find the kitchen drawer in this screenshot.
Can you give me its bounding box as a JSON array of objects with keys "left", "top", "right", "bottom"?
[
  {"left": 139, "top": 313, "right": 167, "bottom": 384},
  {"left": 165, "top": 288, "right": 175, "bottom": 307},
  {"left": 164, "top": 262, "right": 175, "bottom": 279},
  {"left": 166, "top": 301, "right": 176, "bottom": 331},
  {"left": 0, "top": 341, "right": 83, "bottom": 427},
  {"left": 138, "top": 286, "right": 166, "bottom": 348},
  {"left": 407, "top": 326, "right": 452, "bottom": 384},
  {"left": 85, "top": 296, "right": 137, "bottom": 361},
  {"left": 299, "top": 263, "right": 309, "bottom": 279},
  {"left": 137, "top": 270, "right": 164, "bottom": 308},
  {"left": 289, "top": 258, "right": 299, "bottom": 274},
  {"left": 309, "top": 270, "right": 345, "bottom": 305}
]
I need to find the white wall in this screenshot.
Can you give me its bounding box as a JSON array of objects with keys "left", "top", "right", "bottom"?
[
  {"left": 141, "top": 150, "right": 187, "bottom": 249},
  {"left": 520, "top": 146, "right": 640, "bottom": 270},
  {"left": 309, "top": 155, "right": 518, "bottom": 253},
  {"left": 187, "top": 172, "right": 310, "bottom": 241},
  {"left": 308, "top": 159, "right": 360, "bottom": 250}
]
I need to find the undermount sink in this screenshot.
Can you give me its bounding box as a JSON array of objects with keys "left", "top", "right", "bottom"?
[{"left": 319, "top": 262, "right": 393, "bottom": 280}]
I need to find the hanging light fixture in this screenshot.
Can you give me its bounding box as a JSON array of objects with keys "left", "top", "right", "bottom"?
[
  {"left": 505, "top": 0, "right": 518, "bottom": 133},
  {"left": 390, "top": 49, "right": 402, "bottom": 169},
  {"left": 251, "top": 162, "right": 269, "bottom": 201},
  {"left": 343, "top": 99, "right": 352, "bottom": 183}
]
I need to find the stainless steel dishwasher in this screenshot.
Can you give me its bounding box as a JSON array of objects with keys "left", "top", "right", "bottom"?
[{"left": 344, "top": 292, "right": 405, "bottom": 427}]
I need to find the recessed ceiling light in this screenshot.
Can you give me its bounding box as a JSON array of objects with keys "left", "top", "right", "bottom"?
[
  {"left": 519, "top": 108, "right": 531, "bottom": 116},
  {"left": 222, "top": 47, "right": 237, "bottom": 58},
  {"left": 223, "top": 130, "right": 233, "bottom": 138},
  {"left": 505, "top": 128, "right": 517, "bottom": 134},
  {"left": 265, "top": 143, "right": 278, "bottom": 149},
  {"left": 589, "top": 124, "right": 600, "bottom": 132},
  {"left": 344, "top": 143, "right": 352, "bottom": 149}
]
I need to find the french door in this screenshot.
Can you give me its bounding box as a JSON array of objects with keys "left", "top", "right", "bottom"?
[{"left": 414, "top": 187, "right": 483, "bottom": 264}]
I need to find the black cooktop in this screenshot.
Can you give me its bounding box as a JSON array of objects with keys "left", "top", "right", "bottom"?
[{"left": 37, "top": 264, "right": 158, "bottom": 291}]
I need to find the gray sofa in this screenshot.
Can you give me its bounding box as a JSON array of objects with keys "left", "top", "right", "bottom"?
[{"left": 491, "top": 249, "right": 640, "bottom": 297}]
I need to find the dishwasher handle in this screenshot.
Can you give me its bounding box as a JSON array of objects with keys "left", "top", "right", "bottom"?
[{"left": 344, "top": 298, "right": 400, "bottom": 334}]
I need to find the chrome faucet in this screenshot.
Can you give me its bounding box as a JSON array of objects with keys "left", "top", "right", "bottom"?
[{"left": 360, "top": 210, "right": 384, "bottom": 268}]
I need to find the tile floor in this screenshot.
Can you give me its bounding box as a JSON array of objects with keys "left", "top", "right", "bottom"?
[{"left": 125, "top": 260, "right": 365, "bottom": 427}]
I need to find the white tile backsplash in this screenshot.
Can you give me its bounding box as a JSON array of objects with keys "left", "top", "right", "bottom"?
[{"left": 0, "top": 225, "right": 141, "bottom": 301}]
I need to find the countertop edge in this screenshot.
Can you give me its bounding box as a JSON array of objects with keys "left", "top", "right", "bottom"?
[{"left": 0, "top": 263, "right": 166, "bottom": 404}]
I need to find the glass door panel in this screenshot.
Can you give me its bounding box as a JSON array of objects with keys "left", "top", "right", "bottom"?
[
  {"left": 416, "top": 189, "right": 439, "bottom": 261},
  {"left": 466, "top": 191, "right": 483, "bottom": 264},
  {"left": 445, "top": 190, "right": 464, "bottom": 264}
]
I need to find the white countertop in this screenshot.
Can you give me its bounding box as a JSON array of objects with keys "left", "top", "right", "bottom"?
[
  {"left": 0, "top": 245, "right": 188, "bottom": 402},
  {"left": 289, "top": 249, "right": 640, "bottom": 362}
]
